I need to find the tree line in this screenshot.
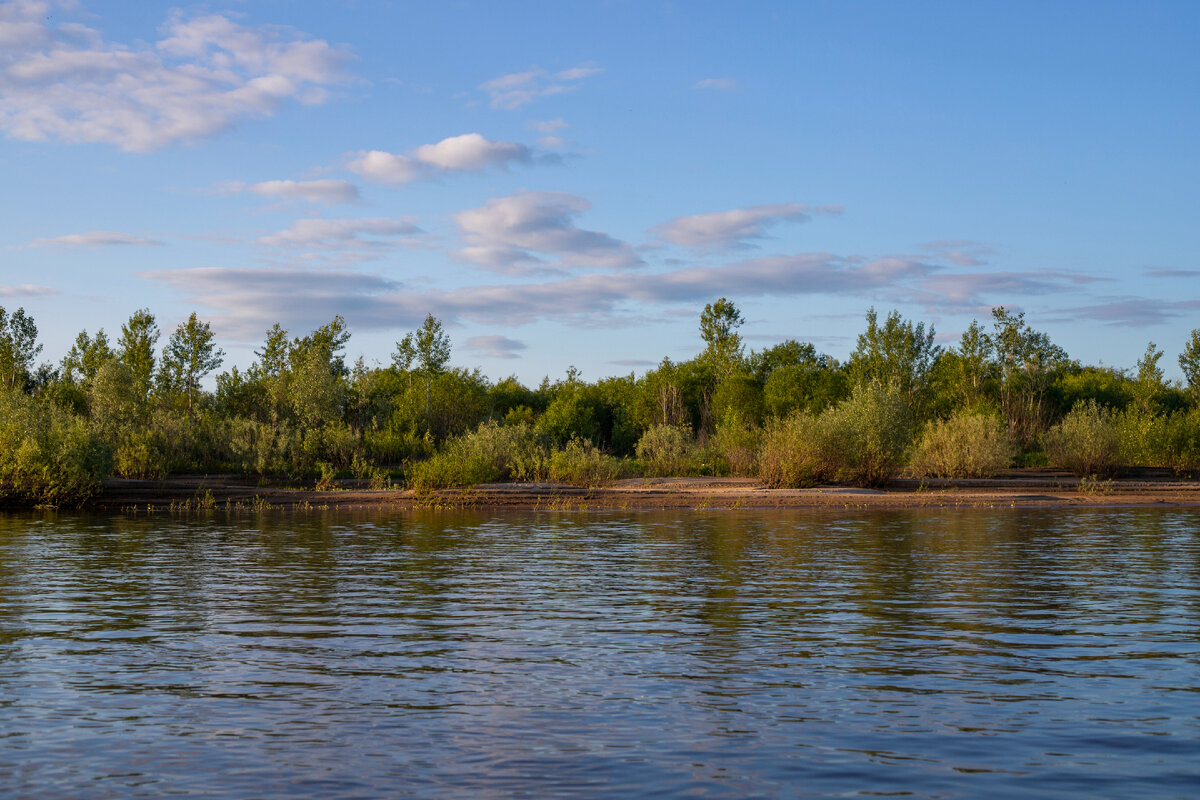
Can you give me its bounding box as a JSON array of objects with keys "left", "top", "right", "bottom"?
[{"left": 3, "top": 299, "right": 1200, "bottom": 505}]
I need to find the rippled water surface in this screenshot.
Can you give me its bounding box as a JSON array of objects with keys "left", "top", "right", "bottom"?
[{"left": 1, "top": 508, "right": 1199, "bottom": 798}]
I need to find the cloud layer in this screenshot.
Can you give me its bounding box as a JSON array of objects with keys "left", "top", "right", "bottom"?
[{"left": 0, "top": 3, "right": 351, "bottom": 152}]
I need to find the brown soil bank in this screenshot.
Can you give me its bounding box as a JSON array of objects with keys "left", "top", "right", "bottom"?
[{"left": 93, "top": 469, "right": 1200, "bottom": 512}]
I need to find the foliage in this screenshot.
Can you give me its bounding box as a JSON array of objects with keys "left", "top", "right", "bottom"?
[
  {"left": 908, "top": 412, "right": 1015, "bottom": 479},
  {"left": 117, "top": 309, "right": 159, "bottom": 401},
  {"left": 1181, "top": 328, "right": 1200, "bottom": 402},
  {"left": 157, "top": 312, "right": 225, "bottom": 410},
  {"left": 0, "top": 388, "right": 111, "bottom": 506},
  {"left": 0, "top": 306, "right": 41, "bottom": 390},
  {"left": 699, "top": 297, "right": 744, "bottom": 368},
  {"left": 991, "top": 307, "right": 1068, "bottom": 444},
  {"left": 1043, "top": 400, "right": 1119, "bottom": 477},
  {"left": 848, "top": 307, "right": 939, "bottom": 412},
  {"left": 636, "top": 423, "right": 700, "bottom": 476},
  {"left": 759, "top": 384, "right": 913, "bottom": 488}
]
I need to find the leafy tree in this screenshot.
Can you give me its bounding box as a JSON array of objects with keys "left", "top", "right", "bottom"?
[
  {"left": 395, "top": 314, "right": 452, "bottom": 431},
  {"left": 1132, "top": 341, "right": 1165, "bottom": 414},
  {"left": 117, "top": 309, "right": 159, "bottom": 399},
  {"left": 61, "top": 329, "right": 114, "bottom": 389},
  {"left": 0, "top": 306, "right": 42, "bottom": 390},
  {"left": 699, "top": 297, "right": 745, "bottom": 368},
  {"left": 1181, "top": 328, "right": 1200, "bottom": 403},
  {"left": 991, "top": 306, "right": 1068, "bottom": 442},
  {"left": 158, "top": 312, "right": 225, "bottom": 411},
  {"left": 848, "top": 308, "right": 940, "bottom": 413}
]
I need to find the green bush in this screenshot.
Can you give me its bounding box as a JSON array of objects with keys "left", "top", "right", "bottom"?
[
  {"left": 115, "top": 428, "right": 169, "bottom": 479},
  {"left": 758, "top": 410, "right": 839, "bottom": 488},
  {"left": 909, "top": 412, "right": 1015, "bottom": 478},
  {"left": 758, "top": 385, "right": 913, "bottom": 488},
  {"left": 1043, "top": 400, "right": 1119, "bottom": 477},
  {"left": 407, "top": 421, "right": 543, "bottom": 489},
  {"left": 713, "top": 410, "right": 760, "bottom": 477},
  {"left": 546, "top": 438, "right": 628, "bottom": 487},
  {"left": 635, "top": 423, "right": 697, "bottom": 476},
  {"left": 0, "top": 388, "right": 111, "bottom": 506}
]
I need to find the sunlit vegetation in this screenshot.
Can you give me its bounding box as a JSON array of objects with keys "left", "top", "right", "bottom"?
[{"left": 3, "top": 297, "right": 1200, "bottom": 506}]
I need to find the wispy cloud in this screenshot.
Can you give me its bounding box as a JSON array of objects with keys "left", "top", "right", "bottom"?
[
  {"left": 455, "top": 191, "right": 641, "bottom": 274},
  {"left": 479, "top": 64, "right": 602, "bottom": 110},
  {"left": 28, "top": 230, "right": 163, "bottom": 248},
  {"left": 1145, "top": 268, "right": 1200, "bottom": 279},
  {"left": 693, "top": 77, "right": 736, "bottom": 91},
  {"left": 654, "top": 203, "right": 841, "bottom": 250},
  {"left": 919, "top": 240, "right": 993, "bottom": 267},
  {"left": 225, "top": 179, "right": 359, "bottom": 204},
  {"left": 0, "top": 283, "right": 59, "bottom": 297},
  {"left": 0, "top": 4, "right": 353, "bottom": 152},
  {"left": 259, "top": 217, "right": 420, "bottom": 251},
  {"left": 347, "top": 132, "right": 533, "bottom": 186},
  {"left": 1045, "top": 298, "right": 1200, "bottom": 328},
  {"left": 465, "top": 335, "right": 527, "bottom": 359}
]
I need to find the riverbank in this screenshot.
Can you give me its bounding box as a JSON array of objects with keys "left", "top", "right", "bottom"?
[{"left": 88, "top": 469, "right": 1200, "bottom": 512}]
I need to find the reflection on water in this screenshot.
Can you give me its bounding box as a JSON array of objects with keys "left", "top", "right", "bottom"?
[{"left": 1, "top": 509, "right": 1198, "bottom": 798}]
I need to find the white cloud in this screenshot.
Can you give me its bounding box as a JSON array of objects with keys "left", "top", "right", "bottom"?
[
  {"left": 529, "top": 118, "right": 567, "bottom": 134},
  {"left": 29, "top": 230, "right": 163, "bottom": 248},
  {"left": 454, "top": 191, "right": 641, "bottom": 273},
  {"left": 654, "top": 203, "right": 840, "bottom": 249},
  {"left": 0, "top": 283, "right": 59, "bottom": 297},
  {"left": 694, "top": 77, "right": 737, "bottom": 91},
  {"left": 259, "top": 217, "right": 420, "bottom": 249},
  {"left": 479, "top": 64, "right": 602, "bottom": 110},
  {"left": 245, "top": 179, "right": 358, "bottom": 204},
  {"left": 0, "top": 5, "right": 352, "bottom": 152},
  {"left": 348, "top": 132, "right": 532, "bottom": 186},
  {"left": 465, "top": 335, "right": 528, "bottom": 359},
  {"left": 413, "top": 133, "right": 530, "bottom": 171}
]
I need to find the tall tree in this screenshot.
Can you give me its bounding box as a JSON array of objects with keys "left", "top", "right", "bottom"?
[
  {"left": 157, "top": 312, "right": 225, "bottom": 411},
  {"left": 991, "top": 306, "right": 1067, "bottom": 441},
  {"left": 61, "top": 329, "right": 114, "bottom": 389},
  {"left": 117, "top": 309, "right": 160, "bottom": 399},
  {"left": 699, "top": 298, "right": 745, "bottom": 368},
  {"left": 1133, "top": 341, "right": 1165, "bottom": 414},
  {"left": 395, "top": 314, "right": 452, "bottom": 431},
  {"left": 0, "top": 306, "right": 42, "bottom": 390},
  {"left": 848, "top": 308, "right": 940, "bottom": 411},
  {"left": 1180, "top": 328, "right": 1200, "bottom": 403}
]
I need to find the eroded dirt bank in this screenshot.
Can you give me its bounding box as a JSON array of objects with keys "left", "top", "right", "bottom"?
[{"left": 91, "top": 470, "right": 1200, "bottom": 512}]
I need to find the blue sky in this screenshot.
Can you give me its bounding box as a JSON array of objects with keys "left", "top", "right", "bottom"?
[{"left": 2, "top": 0, "right": 1198, "bottom": 384}]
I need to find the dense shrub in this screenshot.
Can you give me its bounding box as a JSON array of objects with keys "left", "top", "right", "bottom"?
[
  {"left": 1115, "top": 407, "right": 1200, "bottom": 474},
  {"left": 713, "top": 410, "right": 760, "bottom": 476},
  {"left": 0, "top": 389, "right": 111, "bottom": 506},
  {"left": 545, "top": 438, "right": 628, "bottom": 486},
  {"left": 909, "top": 412, "right": 1015, "bottom": 478},
  {"left": 758, "top": 411, "right": 839, "bottom": 488},
  {"left": 407, "top": 421, "right": 542, "bottom": 489},
  {"left": 1043, "top": 400, "right": 1119, "bottom": 476},
  {"left": 635, "top": 423, "right": 698, "bottom": 476},
  {"left": 758, "top": 385, "right": 913, "bottom": 488}
]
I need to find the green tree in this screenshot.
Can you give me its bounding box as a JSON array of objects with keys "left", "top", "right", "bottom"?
[
  {"left": 395, "top": 314, "right": 452, "bottom": 431},
  {"left": 1180, "top": 328, "right": 1200, "bottom": 403},
  {"left": 117, "top": 309, "right": 159, "bottom": 400},
  {"left": 848, "top": 308, "right": 940, "bottom": 413},
  {"left": 991, "top": 306, "right": 1068, "bottom": 442},
  {"left": 1133, "top": 341, "right": 1165, "bottom": 414},
  {"left": 61, "top": 329, "right": 114, "bottom": 389},
  {"left": 699, "top": 297, "right": 745, "bottom": 368},
  {"left": 158, "top": 312, "right": 225, "bottom": 411},
  {"left": 0, "top": 306, "right": 42, "bottom": 390}
]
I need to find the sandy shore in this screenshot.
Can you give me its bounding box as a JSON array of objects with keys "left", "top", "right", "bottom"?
[{"left": 90, "top": 470, "right": 1200, "bottom": 512}]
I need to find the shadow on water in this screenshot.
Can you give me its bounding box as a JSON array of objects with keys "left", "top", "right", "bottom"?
[{"left": 1, "top": 507, "right": 1199, "bottom": 798}]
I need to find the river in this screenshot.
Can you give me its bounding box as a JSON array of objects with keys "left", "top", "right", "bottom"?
[{"left": 1, "top": 508, "right": 1198, "bottom": 798}]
